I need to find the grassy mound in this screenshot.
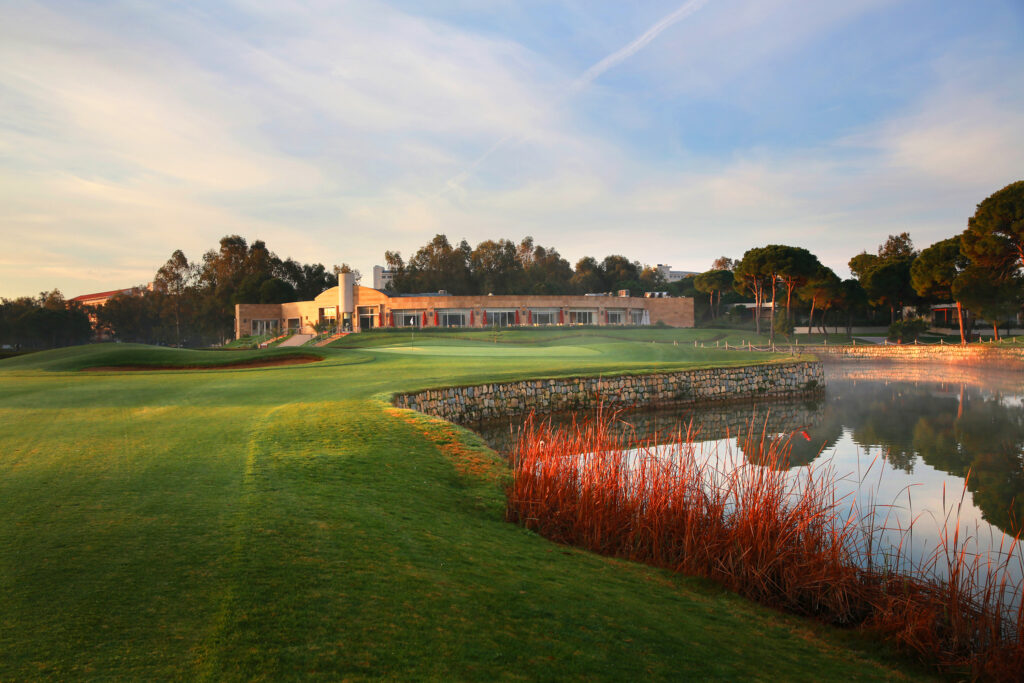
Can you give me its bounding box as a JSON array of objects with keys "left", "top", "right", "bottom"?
[{"left": 0, "top": 343, "right": 325, "bottom": 372}]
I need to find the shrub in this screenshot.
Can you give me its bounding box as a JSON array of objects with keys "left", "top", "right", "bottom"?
[
  {"left": 773, "top": 310, "right": 794, "bottom": 340},
  {"left": 888, "top": 318, "right": 929, "bottom": 342}
]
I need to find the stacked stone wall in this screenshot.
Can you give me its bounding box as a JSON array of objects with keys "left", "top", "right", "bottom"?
[
  {"left": 392, "top": 361, "right": 824, "bottom": 425},
  {"left": 812, "top": 344, "right": 1024, "bottom": 368}
]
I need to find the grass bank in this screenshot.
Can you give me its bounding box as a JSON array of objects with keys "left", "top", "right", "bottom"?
[{"left": 0, "top": 329, "right": 933, "bottom": 680}]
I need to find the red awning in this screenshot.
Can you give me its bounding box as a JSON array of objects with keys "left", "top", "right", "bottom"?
[
  {"left": 470, "top": 310, "right": 475, "bottom": 326},
  {"left": 434, "top": 311, "right": 439, "bottom": 327},
  {"left": 558, "top": 309, "right": 564, "bottom": 325},
  {"left": 528, "top": 310, "right": 532, "bottom": 325},
  {"left": 421, "top": 311, "right": 427, "bottom": 327},
  {"left": 515, "top": 309, "right": 520, "bottom": 325},
  {"left": 388, "top": 311, "right": 394, "bottom": 327},
  {"left": 378, "top": 310, "right": 384, "bottom": 328}
]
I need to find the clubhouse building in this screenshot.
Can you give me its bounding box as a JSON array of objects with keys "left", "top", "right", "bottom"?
[{"left": 235, "top": 274, "right": 695, "bottom": 338}]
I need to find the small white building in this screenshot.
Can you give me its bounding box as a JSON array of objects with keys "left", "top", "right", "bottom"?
[
  {"left": 656, "top": 264, "right": 697, "bottom": 283},
  {"left": 372, "top": 265, "right": 396, "bottom": 290}
]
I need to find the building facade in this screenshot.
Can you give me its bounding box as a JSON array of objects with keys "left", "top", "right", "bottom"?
[
  {"left": 655, "top": 264, "right": 697, "bottom": 283},
  {"left": 235, "top": 276, "right": 694, "bottom": 338}
]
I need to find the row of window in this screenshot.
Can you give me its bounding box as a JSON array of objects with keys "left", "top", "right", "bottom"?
[
  {"left": 254, "top": 307, "right": 650, "bottom": 333},
  {"left": 376, "top": 308, "right": 648, "bottom": 328}
]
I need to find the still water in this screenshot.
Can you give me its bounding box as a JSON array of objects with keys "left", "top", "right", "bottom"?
[{"left": 477, "top": 362, "right": 1024, "bottom": 582}]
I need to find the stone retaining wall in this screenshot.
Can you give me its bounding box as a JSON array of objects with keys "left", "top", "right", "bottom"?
[
  {"left": 392, "top": 361, "right": 824, "bottom": 425},
  {"left": 477, "top": 399, "right": 823, "bottom": 453},
  {"left": 812, "top": 344, "right": 1024, "bottom": 368}
]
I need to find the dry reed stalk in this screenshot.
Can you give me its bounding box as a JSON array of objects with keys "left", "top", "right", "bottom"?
[{"left": 505, "top": 411, "right": 1024, "bottom": 680}]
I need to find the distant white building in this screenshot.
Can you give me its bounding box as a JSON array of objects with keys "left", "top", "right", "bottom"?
[
  {"left": 656, "top": 264, "right": 697, "bottom": 283},
  {"left": 373, "top": 265, "right": 396, "bottom": 290}
]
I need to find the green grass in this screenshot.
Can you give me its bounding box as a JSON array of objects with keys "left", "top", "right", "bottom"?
[
  {"left": 0, "top": 329, "right": 934, "bottom": 680},
  {"left": 0, "top": 343, "right": 324, "bottom": 372}
]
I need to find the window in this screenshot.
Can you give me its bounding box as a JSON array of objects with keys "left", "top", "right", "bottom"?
[
  {"left": 393, "top": 310, "right": 421, "bottom": 327},
  {"left": 357, "top": 306, "right": 376, "bottom": 330},
  {"left": 607, "top": 309, "right": 624, "bottom": 325},
  {"left": 251, "top": 319, "right": 280, "bottom": 336},
  {"left": 438, "top": 310, "right": 467, "bottom": 327},
  {"left": 530, "top": 309, "right": 557, "bottom": 325},
  {"left": 569, "top": 309, "right": 595, "bottom": 325},
  {"left": 485, "top": 310, "right": 516, "bottom": 326},
  {"left": 631, "top": 309, "right": 647, "bottom": 325},
  {"left": 319, "top": 307, "right": 337, "bottom": 329}
]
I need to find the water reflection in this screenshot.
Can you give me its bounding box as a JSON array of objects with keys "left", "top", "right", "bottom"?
[
  {"left": 817, "top": 364, "right": 1024, "bottom": 534},
  {"left": 477, "top": 363, "right": 1024, "bottom": 568}
]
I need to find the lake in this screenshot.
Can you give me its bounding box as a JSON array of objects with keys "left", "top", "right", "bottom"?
[{"left": 479, "top": 362, "right": 1024, "bottom": 584}]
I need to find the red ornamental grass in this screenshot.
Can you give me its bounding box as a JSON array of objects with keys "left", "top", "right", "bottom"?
[{"left": 506, "top": 411, "right": 1024, "bottom": 680}]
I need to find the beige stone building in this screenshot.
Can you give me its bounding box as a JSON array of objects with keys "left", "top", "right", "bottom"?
[{"left": 234, "top": 274, "right": 694, "bottom": 338}]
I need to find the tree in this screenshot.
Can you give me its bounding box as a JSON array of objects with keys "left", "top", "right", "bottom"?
[
  {"left": 851, "top": 234, "right": 918, "bottom": 325},
  {"left": 258, "top": 278, "right": 296, "bottom": 304},
  {"left": 0, "top": 291, "right": 92, "bottom": 349},
  {"left": 600, "top": 255, "right": 641, "bottom": 291},
  {"left": 98, "top": 290, "right": 160, "bottom": 344},
  {"left": 154, "top": 250, "right": 196, "bottom": 346},
  {"left": 521, "top": 243, "right": 572, "bottom": 294},
  {"left": 835, "top": 279, "right": 868, "bottom": 337},
  {"left": 799, "top": 266, "right": 841, "bottom": 336},
  {"left": 734, "top": 248, "right": 772, "bottom": 335},
  {"left": 638, "top": 266, "right": 668, "bottom": 293},
  {"left": 280, "top": 259, "right": 339, "bottom": 299},
  {"left": 764, "top": 245, "right": 821, "bottom": 323},
  {"left": 911, "top": 237, "right": 969, "bottom": 343},
  {"left": 693, "top": 269, "right": 733, "bottom": 320},
  {"left": 570, "top": 257, "right": 604, "bottom": 293},
  {"left": 393, "top": 234, "right": 474, "bottom": 294},
  {"left": 877, "top": 232, "right": 917, "bottom": 261},
  {"left": 952, "top": 268, "right": 1023, "bottom": 340},
  {"left": 848, "top": 252, "right": 879, "bottom": 280},
  {"left": 961, "top": 180, "right": 1024, "bottom": 277},
  {"left": 711, "top": 256, "right": 736, "bottom": 271},
  {"left": 333, "top": 263, "right": 361, "bottom": 287},
  {"left": 471, "top": 239, "right": 522, "bottom": 294},
  {"left": 862, "top": 258, "right": 915, "bottom": 324}
]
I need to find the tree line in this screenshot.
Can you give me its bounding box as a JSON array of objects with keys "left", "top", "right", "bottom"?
[
  {"left": 691, "top": 180, "right": 1024, "bottom": 342},
  {"left": 384, "top": 235, "right": 670, "bottom": 296},
  {"left": 91, "top": 235, "right": 351, "bottom": 346},
  {"left": 0, "top": 290, "right": 92, "bottom": 350},
  {"left": 0, "top": 236, "right": 346, "bottom": 349},
  {"left": 4, "top": 180, "right": 1021, "bottom": 349}
]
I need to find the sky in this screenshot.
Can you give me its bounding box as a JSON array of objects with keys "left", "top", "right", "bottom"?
[{"left": 2, "top": 0, "right": 1023, "bottom": 298}]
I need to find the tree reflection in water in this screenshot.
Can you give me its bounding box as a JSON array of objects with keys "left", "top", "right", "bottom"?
[{"left": 478, "top": 362, "right": 1024, "bottom": 539}]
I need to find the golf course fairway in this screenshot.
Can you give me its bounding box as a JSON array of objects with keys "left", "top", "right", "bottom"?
[{"left": 0, "top": 330, "right": 933, "bottom": 680}]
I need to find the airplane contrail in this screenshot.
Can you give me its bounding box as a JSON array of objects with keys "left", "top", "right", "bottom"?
[
  {"left": 570, "top": 0, "right": 713, "bottom": 93},
  {"left": 441, "top": 0, "right": 714, "bottom": 195}
]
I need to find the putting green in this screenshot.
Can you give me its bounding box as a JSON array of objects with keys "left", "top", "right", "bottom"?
[{"left": 365, "top": 343, "right": 600, "bottom": 357}]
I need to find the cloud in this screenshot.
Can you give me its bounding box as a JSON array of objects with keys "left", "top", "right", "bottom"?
[{"left": 0, "top": 0, "right": 1021, "bottom": 298}]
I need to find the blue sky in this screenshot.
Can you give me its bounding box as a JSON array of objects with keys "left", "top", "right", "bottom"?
[{"left": 2, "top": 0, "right": 1022, "bottom": 297}]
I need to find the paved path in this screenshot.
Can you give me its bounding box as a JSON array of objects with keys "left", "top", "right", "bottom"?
[{"left": 278, "top": 334, "right": 313, "bottom": 347}]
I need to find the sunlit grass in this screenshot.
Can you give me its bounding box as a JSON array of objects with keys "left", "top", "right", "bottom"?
[{"left": 0, "top": 334, "right": 934, "bottom": 680}]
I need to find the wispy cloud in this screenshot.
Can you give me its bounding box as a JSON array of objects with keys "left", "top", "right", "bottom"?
[
  {"left": 442, "top": 0, "right": 713, "bottom": 194},
  {"left": 0, "top": 0, "right": 1021, "bottom": 297}
]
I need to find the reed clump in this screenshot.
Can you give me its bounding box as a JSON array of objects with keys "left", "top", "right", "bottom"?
[{"left": 506, "top": 412, "right": 1024, "bottom": 680}]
